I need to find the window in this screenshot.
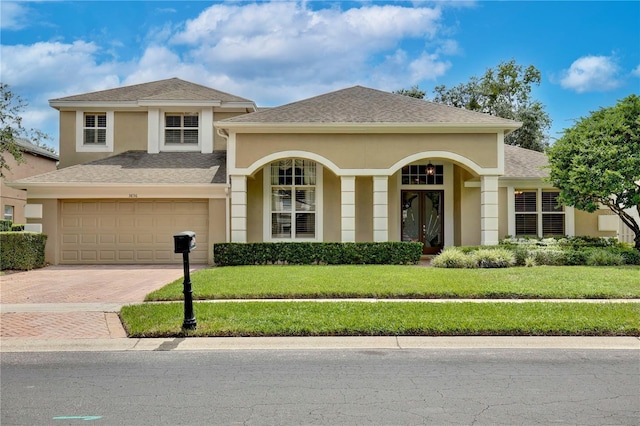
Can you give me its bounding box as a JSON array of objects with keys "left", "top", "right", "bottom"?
[
  {"left": 4, "top": 205, "right": 14, "bottom": 221},
  {"left": 402, "top": 164, "right": 444, "bottom": 185},
  {"left": 165, "top": 113, "right": 199, "bottom": 144},
  {"left": 269, "top": 159, "right": 317, "bottom": 239},
  {"left": 83, "top": 113, "right": 106, "bottom": 144},
  {"left": 76, "top": 111, "right": 113, "bottom": 152},
  {"left": 515, "top": 190, "right": 565, "bottom": 237},
  {"left": 542, "top": 191, "right": 565, "bottom": 235}
]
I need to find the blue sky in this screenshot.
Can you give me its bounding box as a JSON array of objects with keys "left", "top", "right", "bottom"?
[{"left": 1, "top": 1, "right": 639, "bottom": 151}]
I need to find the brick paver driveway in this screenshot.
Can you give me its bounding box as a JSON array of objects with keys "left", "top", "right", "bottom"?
[{"left": 0, "top": 265, "right": 205, "bottom": 339}]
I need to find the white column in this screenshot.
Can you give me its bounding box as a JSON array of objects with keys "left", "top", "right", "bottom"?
[
  {"left": 341, "top": 176, "right": 356, "bottom": 242},
  {"left": 481, "top": 175, "right": 500, "bottom": 245},
  {"left": 200, "top": 108, "right": 213, "bottom": 153},
  {"left": 372, "top": 176, "right": 388, "bottom": 242},
  {"left": 230, "top": 175, "right": 247, "bottom": 242},
  {"left": 147, "top": 108, "right": 160, "bottom": 153}
]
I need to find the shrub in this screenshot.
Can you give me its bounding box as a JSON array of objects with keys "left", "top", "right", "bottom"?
[
  {"left": 0, "top": 232, "right": 47, "bottom": 270},
  {"left": 586, "top": 250, "right": 625, "bottom": 266},
  {"left": 470, "top": 248, "right": 516, "bottom": 268},
  {"left": 0, "top": 220, "right": 12, "bottom": 232},
  {"left": 213, "top": 242, "right": 423, "bottom": 266},
  {"left": 530, "top": 248, "right": 566, "bottom": 266},
  {"left": 431, "top": 247, "right": 472, "bottom": 268},
  {"left": 10, "top": 224, "right": 25, "bottom": 231}
]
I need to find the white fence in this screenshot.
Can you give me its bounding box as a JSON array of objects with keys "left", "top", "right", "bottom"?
[{"left": 618, "top": 208, "right": 640, "bottom": 244}]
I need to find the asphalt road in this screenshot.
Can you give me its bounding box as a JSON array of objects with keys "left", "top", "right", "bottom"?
[{"left": 1, "top": 349, "right": 638, "bottom": 425}]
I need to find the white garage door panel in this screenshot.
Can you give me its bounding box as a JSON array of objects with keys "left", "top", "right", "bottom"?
[{"left": 61, "top": 200, "right": 209, "bottom": 264}]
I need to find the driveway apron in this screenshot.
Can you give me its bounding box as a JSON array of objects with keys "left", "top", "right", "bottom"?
[{"left": 0, "top": 265, "right": 204, "bottom": 339}]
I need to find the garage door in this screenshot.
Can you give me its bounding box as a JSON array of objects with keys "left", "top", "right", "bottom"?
[{"left": 60, "top": 200, "right": 209, "bottom": 264}]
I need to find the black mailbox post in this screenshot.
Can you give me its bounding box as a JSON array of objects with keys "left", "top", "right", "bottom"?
[{"left": 173, "top": 231, "right": 197, "bottom": 330}]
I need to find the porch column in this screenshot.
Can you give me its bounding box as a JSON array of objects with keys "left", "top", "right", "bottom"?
[
  {"left": 341, "top": 176, "right": 356, "bottom": 242},
  {"left": 372, "top": 176, "right": 388, "bottom": 242},
  {"left": 230, "top": 175, "right": 247, "bottom": 242},
  {"left": 481, "top": 175, "right": 500, "bottom": 245}
]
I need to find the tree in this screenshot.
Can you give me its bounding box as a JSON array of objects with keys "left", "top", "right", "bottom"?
[
  {"left": 1, "top": 83, "right": 52, "bottom": 177},
  {"left": 547, "top": 94, "right": 640, "bottom": 250},
  {"left": 393, "top": 85, "right": 426, "bottom": 99},
  {"left": 432, "top": 59, "right": 551, "bottom": 152}
]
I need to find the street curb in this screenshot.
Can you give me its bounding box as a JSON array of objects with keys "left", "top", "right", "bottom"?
[{"left": 1, "top": 336, "right": 639, "bottom": 353}]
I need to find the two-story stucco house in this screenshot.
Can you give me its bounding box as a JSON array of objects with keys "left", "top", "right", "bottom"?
[
  {"left": 2, "top": 138, "right": 59, "bottom": 225},
  {"left": 10, "top": 78, "right": 617, "bottom": 264}
]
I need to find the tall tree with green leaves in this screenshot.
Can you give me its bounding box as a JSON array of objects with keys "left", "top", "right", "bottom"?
[
  {"left": 1, "top": 83, "right": 52, "bottom": 177},
  {"left": 432, "top": 59, "right": 551, "bottom": 152},
  {"left": 547, "top": 94, "right": 640, "bottom": 250},
  {"left": 393, "top": 85, "right": 426, "bottom": 99}
]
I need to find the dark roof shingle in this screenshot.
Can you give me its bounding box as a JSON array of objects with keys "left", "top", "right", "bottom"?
[
  {"left": 15, "top": 151, "right": 227, "bottom": 185},
  {"left": 50, "top": 78, "right": 253, "bottom": 103},
  {"left": 503, "top": 144, "right": 549, "bottom": 179},
  {"left": 221, "top": 86, "right": 520, "bottom": 126}
]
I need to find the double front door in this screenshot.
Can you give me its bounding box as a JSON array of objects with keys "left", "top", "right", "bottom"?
[{"left": 401, "top": 190, "right": 444, "bottom": 254}]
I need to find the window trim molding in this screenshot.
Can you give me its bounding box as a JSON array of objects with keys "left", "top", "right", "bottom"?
[
  {"left": 263, "top": 159, "right": 323, "bottom": 242},
  {"left": 508, "top": 187, "right": 574, "bottom": 237},
  {"left": 159, "top": 109, "right": 204, "bottom": 152},
  {"left": 75, "top": 110, "right": 114, "bottom": 152}
]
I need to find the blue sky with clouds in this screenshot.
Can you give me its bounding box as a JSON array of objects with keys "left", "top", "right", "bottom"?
[{"left": 1, "top": 1, "right": 639, "bottom": 151}]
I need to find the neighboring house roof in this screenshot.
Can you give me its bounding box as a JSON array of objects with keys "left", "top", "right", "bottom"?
[
  {"left": 15, "top": 138, "right": 59, "bottom": 162},
  {"left": 503, "top": 144, "right": 549, "bottom": 179},
  {"left": 220, "top": 86, "right": 521, "bottom": 130},
  {"left": 13, "top": 151, "right": 226, "bottom": 185},
  {"left": 49, "top": 77, "right": 254, "bottom": 105}
]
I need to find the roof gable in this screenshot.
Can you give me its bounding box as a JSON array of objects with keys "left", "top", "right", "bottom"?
[
  {"left": 221, "top": 85, "right": 520, "bottom": 127},
  {"left": 503, "top": 144, "right": 549, "bottom": 179},
  {"left": 50, "top": 78, "right": 253, "bottom": 104}
]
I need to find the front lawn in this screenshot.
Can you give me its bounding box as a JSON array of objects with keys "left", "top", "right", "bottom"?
[
  {"left": 146, "top": 265, "right": 640, "bottom": 301},
  {"left": 120, "top": 301, "right": 640, "bottom": 338}
]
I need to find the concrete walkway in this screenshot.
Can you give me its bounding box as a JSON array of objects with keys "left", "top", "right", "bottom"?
[{"left": 1, "top": 265, "right": 639, "bottom": 352}]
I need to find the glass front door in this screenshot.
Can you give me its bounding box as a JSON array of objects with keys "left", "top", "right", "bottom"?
[{"left": 401, "top": 190, "right": 444, "bottom": 254}]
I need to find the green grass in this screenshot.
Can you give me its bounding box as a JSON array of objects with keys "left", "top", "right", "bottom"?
[
  {"left": 120, "top": 301, "right": 640, "bottom": 338},
  {"left": 146, "top": 265, "right": 640, "bottom": 301}
]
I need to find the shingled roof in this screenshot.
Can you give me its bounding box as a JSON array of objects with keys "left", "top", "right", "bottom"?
[
  {"left": 503, "top": 144, "right": 549, "bottom": 179},
  {"left": 14, "top": 151, "right": 227, "bottom": 185},
  {"left": 50, "top": 78, "right": 253, "bottom": 104},
  {"left": 221, "top": 86, "right": 521, "bottom": 127}
]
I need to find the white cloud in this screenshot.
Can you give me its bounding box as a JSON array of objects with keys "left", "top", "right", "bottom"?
[
  {"left": 559, "top": 55, "right": 623, "bottom": 93},
  {"left": 0, "top": 2, "right": 465, "bottom": 147},
  {"left": 632, "top": 65, "right": 640, "bottom": 77},
  {"left": 0, "top": 2, "right": 30, "bottom": 30}
]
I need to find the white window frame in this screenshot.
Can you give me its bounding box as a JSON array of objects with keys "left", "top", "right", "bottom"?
[
  {"left": 76, "top": 111, "right": 114, "bottom": 152},
  {"left": 512, "top": 188, "right": 567, "bottom": 237},
  {"left": 263, "top": 159, "right": 323, "bottom": 242},
  {"left": 4, "top": 205, "right": 14, "bottom": 221},
  {"left": 160, "top": 111, "right": 201, "bottom": 152}
]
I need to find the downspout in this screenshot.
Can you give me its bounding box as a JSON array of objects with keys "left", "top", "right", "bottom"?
[{"left": 217, "top": 127, "right": 231, "bottom": 243}]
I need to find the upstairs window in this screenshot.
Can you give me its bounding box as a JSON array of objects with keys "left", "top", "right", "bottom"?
[
  {"left": 165, "top": 113, "right": 199, "bottom": 144},
  {"left": 83, "top": 113, "right": 106, "bottom": 145}
]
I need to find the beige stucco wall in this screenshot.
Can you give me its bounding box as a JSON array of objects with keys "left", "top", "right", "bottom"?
[
  {"left": 498, "top": 187, "right": 509, "bottom": 239},
  {"left": 214, "top": 112, "right": 246, "bottom": 150},
  {"left": 323, "top": 169, "right": 341, "bottom": 242},
  {"left": 460, "top": 185, "right": 481, "bottom": 246},
  {"left": 247, "top": 169, "right": 264, "bottom": 242},
  {"left": 209, "top": 198, "right": 227, "bottom": 263},
  {"left": 26, "top": 198, "right": 59, "bottom": 264},
  {"left": 235, "top": 133, "right": 498, "bottom": 172},
  {"left": 59, "top": 111, "right": 147, "bottom": 168},
  {"left": 574, "top": 209, "right": 617, "bottom": 238},
  {"left": 355, "top": 176, "right": 373, "bottom": 242},
  {"left": 1, "top": 153, "right": 57, "bottom": 224}
]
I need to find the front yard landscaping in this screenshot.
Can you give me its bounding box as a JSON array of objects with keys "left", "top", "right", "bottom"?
[{"left": 120, "top": 265, "right": 640, "bottom": 338}]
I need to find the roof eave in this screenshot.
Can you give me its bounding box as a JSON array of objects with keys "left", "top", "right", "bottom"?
[{"left": 215, "top": 121, "right": 523, "bottom": 134}]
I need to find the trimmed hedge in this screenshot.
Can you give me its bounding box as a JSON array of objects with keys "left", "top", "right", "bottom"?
[
  {"left": 213, "top": 242, "right": 423, "bottom": 266},
  {"left": 0, "top": 219, "right": 12, "bottom": 232},
  {"left": 0, "top": 232, "right": 48, "bottom": 270}
]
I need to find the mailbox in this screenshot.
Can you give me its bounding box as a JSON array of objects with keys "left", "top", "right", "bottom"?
[{"left": 174, "top": 231, "right": 196, "bottom": 254}]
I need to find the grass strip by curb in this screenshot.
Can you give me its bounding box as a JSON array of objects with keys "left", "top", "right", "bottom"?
[
  {"left": 120, "top": 301, "right": 640, "bottom": 338},
  {"left": 146, "top": 265, "right": 640, "bottom": 301}
]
